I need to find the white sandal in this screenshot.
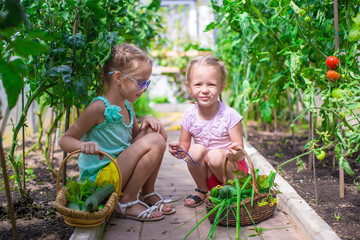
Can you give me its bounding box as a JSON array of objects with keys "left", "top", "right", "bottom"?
[
  {"left": 139, "top": 192, "right": 176, "bottom": 215},
  {"left": 116, "top": 199, "right": 164, "bottom": 222}
]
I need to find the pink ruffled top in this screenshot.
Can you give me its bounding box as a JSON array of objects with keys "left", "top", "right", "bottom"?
[{"left": 180, "top": 101, "right": 243, "bottom": 150}]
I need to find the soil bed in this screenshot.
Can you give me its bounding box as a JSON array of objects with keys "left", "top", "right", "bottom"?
[
  {"left": 246, "top": 122, "right": 360, "bottom": 240},
  {"left": 0, "top": 146, "right": 77, "bottom": 240},
  {"left": 0, "top": 123, "right": 359, "bottom": 240}
]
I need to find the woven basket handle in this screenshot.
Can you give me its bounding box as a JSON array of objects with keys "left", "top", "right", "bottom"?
[
  {"left": 222, "top": 147, "right": 260, "bottom": 195},
  {"left": 56, "top": 150, "right": 122, "bottom": 195}
]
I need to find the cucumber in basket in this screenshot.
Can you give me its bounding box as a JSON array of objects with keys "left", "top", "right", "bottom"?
[{"left": 84, "top": 184, "right": 115, "bottom": 212}]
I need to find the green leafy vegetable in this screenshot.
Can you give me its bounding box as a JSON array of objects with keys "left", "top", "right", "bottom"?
[{"left": 66, "top": 178, "right": 97, "bottom": 210}]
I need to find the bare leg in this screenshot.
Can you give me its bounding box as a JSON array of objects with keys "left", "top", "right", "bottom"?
[
  {"left": 208, "top": 149, "right": 238, "bottom": 184},
  {"left": 115, "top": 132, "right": 166, "bottom": 218},
  {"left": 133, "top": 128, "right": 173, "bottom": 212},
  {"left": 184, "top": 144, "right": 208, "bottom": 206}
]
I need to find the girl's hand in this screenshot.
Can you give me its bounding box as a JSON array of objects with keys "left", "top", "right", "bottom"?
[
  {"left": 168, "top": 141, "right": 182, "bottom": 159},
  {"left": 141, "top": 115, "right": 163, "bottom": 133},
  {"left": 226, "top": 143, "right": 244, "bottom": 161},
  {"left": 79, "top": 141, "right": 103, "bottom": 160}
]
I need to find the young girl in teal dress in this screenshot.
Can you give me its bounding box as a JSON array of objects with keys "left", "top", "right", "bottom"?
[{"left": 59, "top": 43, "right": 175, "bottom": 221}]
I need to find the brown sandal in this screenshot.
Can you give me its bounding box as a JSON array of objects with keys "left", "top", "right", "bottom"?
[{"left": 184, "top": 188, "right": 208, "bottom": 208}]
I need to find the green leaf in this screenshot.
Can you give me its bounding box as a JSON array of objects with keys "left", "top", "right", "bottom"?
[
  {"left": 339, "top": 156, "right": 354, "bottom": 176},
  {"left": 204, "top": 22, "right": 216, "bottom": 32},
  {"left": 27, "top": 29, "right": 60, "bottom": 41},
  {"left": 0, "top": 58, "right": 26, "bottom": 109},
  {"left": 349, "top": 23, "right": 360, "bottom": 42},
  {"left": 289, "top": 1, "right": 301, "bottom": 15},
  {"left": 66, "top": 181, "right": 81, "bottom": 203},
  {"left": 64, "top": 33, "right": 85, "bottom": 50},
  {"left": 257, "top": 175, "right": 269, "bottom": 189},
  {"left": 1, "top": 0, "right": 26, "bottom": 29},
  {"left": 249, "top": 4, "right": 266, "bottom": 26},
  {"left": 66, "top": 179, "right": 97, "bottom": 203},
  {"left": 269, "top": 73, "right": 283, "bottom": 85},
  {"left": 12, "top": 38, "right": 49, "bottom": 57},
  {"left": 290, "top": 53, "right": 301, "bottom": 76},
  {"left": 260, "top": 101, "right": 273, "bottom": 124},
  {"left": 147, "top": 0, "right": 161, "bottom": 10},
  {"left": 259, "top": 57, "right": 270, "bottom": 63},
  {"left": 86, "top": 0, "right": 106, "bottom": 19},
  {"left": 349, "top": 13, "right": 360, "bottom": 42},
  {"left": 302, "top": 86, "right": 315, "bottom": 110}
]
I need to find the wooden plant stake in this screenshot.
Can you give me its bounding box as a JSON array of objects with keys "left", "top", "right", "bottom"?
[
  {"left": 286, "top": 88, "right": 295, "bottom": 150},
  {"left": 308, "top": 112, "right": 314, "bottom": 171},
  {"left": 62, "top": 105, "right": 70, "bottom": 186},
  {"left": 333, "top": 0, "right": 344, "bottom": 199},
  {"left": 22, "top": 87, "right": 26, "bottom": 190},
  {"left": 62, "top": 9, "right": 80, "bottom": 185},
  {"left": 1, "top": 107, "right": 19, "bottom": 240}
]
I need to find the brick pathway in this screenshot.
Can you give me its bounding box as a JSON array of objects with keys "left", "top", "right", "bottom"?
[{"left": 102, "top": 130, "right": 307, "bottom": 240}]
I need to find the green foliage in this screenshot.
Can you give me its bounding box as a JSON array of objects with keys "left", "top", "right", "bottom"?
[
  {"left": 1, "top": 0, "right": 164, "bottom": 198},
  {"left": 24, "top": 168, "right": 37, "bottom": 182},
  {"left": 151, "top": 96, "right": 170, "bottom": 104},
  {"left": 207, "top": 0, "right": 360, "bottom": 177},
  {"left": 0, "top": 0, "right": 48, "bottom": 109},
  {"left": 133, "top": 94, "right": 155, "bottom": 117},
  {"left": 66, "top": 178, "right": 97, "bottom": 210}
]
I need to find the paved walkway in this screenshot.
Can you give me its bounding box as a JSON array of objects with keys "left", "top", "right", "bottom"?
[
  {"left": 69, "top": 107, "right": 340, "bottom": 240},
  {"left": 102, "top": 131, "right": 306, "bottom": 240}
]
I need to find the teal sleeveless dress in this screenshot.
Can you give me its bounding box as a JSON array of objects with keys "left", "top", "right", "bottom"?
[{"left": 77, "top": 96, "right": 134, "bottom": 187}]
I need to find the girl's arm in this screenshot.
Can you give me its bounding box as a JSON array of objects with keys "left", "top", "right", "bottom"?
[
  {"left": 59, "top": 100, "right": 105, "bottom": 154},
  {"left": 130, "top": 105, "right": 140, "bottom": 139},
  {"left": 227, "top": 121, "right": 245, "bottom": 161}
]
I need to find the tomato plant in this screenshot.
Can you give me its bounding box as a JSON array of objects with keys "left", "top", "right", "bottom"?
[
  {"left": 1, "top": 0, "right": 164, "bottom": 198},
  {"left": 326, "top": 70, "right": 340, "bottom": 82},
  {"left": 206, "top": 0, "right": 360, "bottom": 180}
]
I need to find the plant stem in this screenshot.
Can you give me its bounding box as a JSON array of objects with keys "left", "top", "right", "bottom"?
[
  {"left": 183, "top": 204, "right": 222, "bottom": 239},
  {"left": 235, "top": 178, "right": 241, "bottom": 240},
  {"left": 294, "top": 15, "right": 328, "bottom": 58},
  {"left": 278, "top": 142, "right": 337, "bottom": 170},
  {"left": 8, "top": 81, "right": 56, "bottom": 197},
  {"left": 44, "top": 109, "right": 64, "bottom": 176},
  {"left": 0, "top": 138, "right": 19, "bottom": 240}
]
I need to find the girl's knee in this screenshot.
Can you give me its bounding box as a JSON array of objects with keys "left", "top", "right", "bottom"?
[
  {"left": 208, "top": 149, "right": 225, "bottom": 169},
  {"left": 188, "top": 144, "right": 207, "bottom": 157},
  {"left": 146, "top": 132, "right": 166, "bottom": 151}
]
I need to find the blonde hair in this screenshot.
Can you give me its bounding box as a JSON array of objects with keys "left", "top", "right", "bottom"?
[
  {"left": 185, "top": 55, "right": 227, "bottom": 101},
  {"left": 99, "top": 43, "right": 152, "bottom": 94}
]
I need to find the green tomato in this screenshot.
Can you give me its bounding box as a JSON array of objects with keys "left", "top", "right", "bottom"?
[
  {"left": 298, "top": 9, "right": 306, "bottom": 17},
  {"left": 331, "top": 88, "right": 342, "bottom": 99},
  {"left": 305, "top": 16, "right": 311, "bottom": 23},
  {"left": 315, "top": 151, "right": 326, "bottom": 160}
]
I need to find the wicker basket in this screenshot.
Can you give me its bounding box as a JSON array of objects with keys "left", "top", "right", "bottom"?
[
  {"left": 55, "top": 150, "right": 122, "bottom": 227},
  {"left": 205, "top": 148, "right": 277, "bottom": 227}
]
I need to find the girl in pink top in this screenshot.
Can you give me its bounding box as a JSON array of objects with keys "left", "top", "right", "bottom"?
[{"left": 169, "top": 56, "right": 248, "bottom": 208}]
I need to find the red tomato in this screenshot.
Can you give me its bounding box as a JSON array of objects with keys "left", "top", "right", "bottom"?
[
  {"left": 325, "top": 56, "right": 339, "bottom": 69},
  {"left": 326, "top": 70, "right": 340, "bottom": 82}
]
